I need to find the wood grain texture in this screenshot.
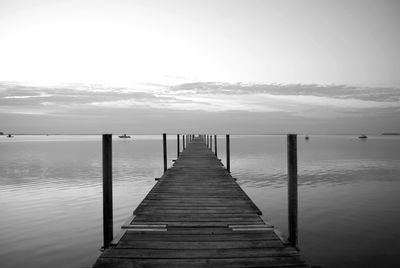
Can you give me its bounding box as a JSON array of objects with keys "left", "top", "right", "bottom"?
[{"left": 93, "top": 137, "right": 308, "bottom": 267}]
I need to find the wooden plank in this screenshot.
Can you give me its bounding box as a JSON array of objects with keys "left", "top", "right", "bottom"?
[
  {"left": 123, "top": 232, "right": 281, "bottom": 242},
  {"left": 110, "top": 229, "right": 127, "bottom": 247},
  {"left": 131, "top": 222, "right": 264, "bottom": 227},
  {"left": 133, "top": 216, "right": 264, "bottom": 222},
  {"left": 134, "top": 209, "right": 260, "bottom": 215},
  {"left": 162, "top": 228, "right": 278, "bottom": 235},
  {"left": 94, "top": 257, "right": 308, "bottom": 268},
  {"left": 100, "top": 247, "right": 300, "bottom": 259},
  {"left": 116, "top": 240, "right": 285, "bottom": 249}
]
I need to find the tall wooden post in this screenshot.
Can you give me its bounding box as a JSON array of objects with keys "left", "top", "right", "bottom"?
[
  {"left": 163, "top": 133, "right": 167, "bottom": 173},
  {"left": 214, "top": 135, "right": 218, "bottom": 157},
  {"left": 102, "top": 134, "right": 113, "bottom": 249},
  {"left": 177, "top": 134, "right": 180, "bottom": 158},
  {"left": 206, "top": 135, "right": 209, "bottom": 147},
  {"left": 210, "top": 135, "right": 213, "bottom": 150},
  {"left": 287, "top": 134, "right": 298, "bottom": 248},
  {"left": 226, "top": 134, "right": 230, "bottom": 172},
  {"left": 183, "top": 135, "right": 186, "bottom": 150}
]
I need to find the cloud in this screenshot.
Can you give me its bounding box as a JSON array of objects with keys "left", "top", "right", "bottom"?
[
  {"left": 1, "top": 81, "right": 399, "bottom": 134},
  {"left": 166, "top": 82, "right": 400, "bottom": 117},
  {"left": 0, "top": 81, "right": 399, "bottom": 118},
  {"left": 170, "top": 82, "right": 400, "bottom": 102},
  {"left": 2, "top": 93, "right": 53, "bottom": 99}
]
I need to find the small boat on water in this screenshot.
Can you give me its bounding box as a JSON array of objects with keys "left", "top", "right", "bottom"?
[
  {"left": 118, "top": 134, "right": 131, "bottom": 139},
  {"left": 7, "top": 134, "right": 14, "bottom": 138},
  {"left": 305, "top": 135, "right": 310, "bottom": 140},
  {"left": 358, "top": 134, "right": 368, "bottom": 139}
]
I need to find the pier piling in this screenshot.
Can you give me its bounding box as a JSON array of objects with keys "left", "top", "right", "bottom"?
[
  {"left": 214, "top": 134, "right": 218, "bottom": 157},
  {"left": 226, "top": 134, "right": 230, "bottom": 172},
  {"left": 163, "top": 133, "right": 167, "bottom": 172},
  {"left": 102, "top": 134, "right": 113, "bottom": 250},
  {"left": 177, "top": 134, "right": 180, "bottom": 158},
  {"left": 287, "top": 134, "right": 298, "bottom": 248}
]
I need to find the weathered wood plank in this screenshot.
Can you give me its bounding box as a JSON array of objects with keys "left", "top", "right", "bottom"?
[
  {"left": 100, "top": 248, "right": 300, "bottom": 259},
  {"left": 116, "top": 240, "right": 285, "bottom": 249},
  {"left": 123, "top": 233, "right": 280, "bottom": 241},
  {"left": 131, "top": 222, "right": 264, "bottom": 227},
  {"left": 94, "top": 257, "right": 308, "bottom": 268}
]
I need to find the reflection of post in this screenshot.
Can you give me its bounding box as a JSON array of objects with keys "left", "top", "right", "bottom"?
[
  {"left": 177, "top": 134, "right": 180, "bottom": 158},
  {"left": 163, "top": 133, "right": 167, "bottom": 173},
  {"left": 226, "top": 134, "right": 230, "bottom": 172},
  {"left": 287, "top": 134, "right": 298, "bottom": 248},
  {"left": 102, "top": 134, "right": 113, "bottom": 249},
  {"left": 214, "top": 135, "right": 218, "bottom": 157}
]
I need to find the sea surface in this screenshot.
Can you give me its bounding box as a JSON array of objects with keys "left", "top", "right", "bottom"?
[{"left": 1, "top": 134, "right": 400, "bottom": 267}]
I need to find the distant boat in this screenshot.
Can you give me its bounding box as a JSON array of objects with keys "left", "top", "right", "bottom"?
[
  {"left": 118, "top": 134, "right": 131, "bottom": 139},
  {"left": 305, "top": 135, "right": 310, "bottom": 140},
  {"left": 358, "top": 134, "right": 368, "bottom": 139},
  {"left": 7, "top": 134, "right": 14, "bottom": 138}
]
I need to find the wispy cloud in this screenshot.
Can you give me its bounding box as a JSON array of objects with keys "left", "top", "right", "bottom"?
[
  {"left": 0, "top": 81, "right": 399, "bottom": 118},
  {"left": 2, "top": 93, "right": 53, "bottom": 99}
]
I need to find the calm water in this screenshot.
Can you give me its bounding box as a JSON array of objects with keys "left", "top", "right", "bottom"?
[{"left": 1, "top": 135, "right": 400, "bottom": 267}]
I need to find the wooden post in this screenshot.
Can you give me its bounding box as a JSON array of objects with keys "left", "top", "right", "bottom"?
[
  {"left": 287, "top": 134, "right": 298, "bottom": 248},
  {"left": 102, "top": 134, "right": 113, "bottom": 249},
  {"left": 226, "top": 134, "right": 230, "bottom": 172},
  {"left": 214, "top": 135, "right": 218, "bottom": 157},
  {"left": 210, "top": 135, "right": 213, "bottom": 150},
  {"left": 183, "top": 135, "right": 186, "bottom": 150},
  {"left": 206, "top": 135, "right": 209, "bottom": 147},
  {"left": 163, "top": 133, "right": 167, "bottom": 173},
  {"left": 177, "top": 134, "right": 180, "bottom": 158}
]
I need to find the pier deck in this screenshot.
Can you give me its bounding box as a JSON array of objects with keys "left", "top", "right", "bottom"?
[{"left": 93, "top": 137, "right": 308, "bottom": 267}]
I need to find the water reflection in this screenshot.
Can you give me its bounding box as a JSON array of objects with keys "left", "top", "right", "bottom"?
[{"left": 1, "top": 135, "right": 400, "bottom": 268}]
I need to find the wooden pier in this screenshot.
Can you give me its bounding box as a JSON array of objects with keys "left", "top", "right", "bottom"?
[{"left": 93, "top": 136, "right": 309, "bottom": 267}]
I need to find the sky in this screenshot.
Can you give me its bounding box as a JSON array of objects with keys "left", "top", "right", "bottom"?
[{"left": 0, "top": 0, "right": 399, "bottom": 134}]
